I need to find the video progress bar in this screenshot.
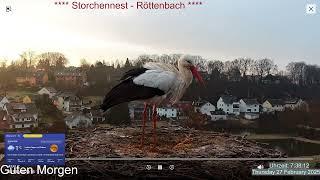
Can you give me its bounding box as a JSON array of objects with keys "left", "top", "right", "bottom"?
[{"left": 66, "top": 157, "right": 315, "bottom": 161}]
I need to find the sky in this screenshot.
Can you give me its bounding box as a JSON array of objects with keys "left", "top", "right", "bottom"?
[{"left": 0, "top": 0, "right": 319, "bottom": 68}]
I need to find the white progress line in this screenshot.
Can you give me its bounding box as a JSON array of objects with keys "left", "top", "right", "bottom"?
[{"left": 66, "top": 157, "right": 315, "bottom": 161}]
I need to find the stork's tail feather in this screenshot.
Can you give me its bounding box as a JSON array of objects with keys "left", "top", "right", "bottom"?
[
  {"left": 100, "top": 97, "right": 119, "bottom": 112},
  {"left": 100, "top": 102, "right": 112, "bottom": 112},
  {"left": 100, "top": 85, "right": 126, "bottom": 112}
]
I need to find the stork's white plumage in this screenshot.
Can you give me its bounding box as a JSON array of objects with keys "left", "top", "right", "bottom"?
[{"left": 101, "top": 55, "right": 204, "bottom": 148}]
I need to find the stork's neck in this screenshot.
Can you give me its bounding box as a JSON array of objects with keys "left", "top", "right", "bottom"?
[{"left": 178, "top": 63, "right": 193, "bottom": 85}]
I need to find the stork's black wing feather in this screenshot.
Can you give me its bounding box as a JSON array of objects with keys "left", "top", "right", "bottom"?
[
  {"left": 120, "top": 67, "right": 148, "bottom": 81},
  {"left": 100, "top": 79, "right": 165, "bottom": 111}
]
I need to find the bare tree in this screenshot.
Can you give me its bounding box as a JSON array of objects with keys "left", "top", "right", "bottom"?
[
  {"left": 287, "top": 62, "right": 320, "bottom": 86},
  {"left": 192, "top": 55, "right": 207, "bottom": 71},
  {"left": 207, "top": 60, "right": 223, "bottom": 75},
  {"left": 135, "top": 54, "right": 152, "bottom": 66},
  {"left": 0, "top": 59, "right": 7, "bottom": 69},
  {"left": 254, "top": 58, "right": 277, "bottom": 80},
  {"left": 37, "top": 52, "right": 68, "bottom": 70},
  {"left": 223, "top": 61, "right": 241, "bottom": 81},
  {"left": 286, "top": 62, "right": 306, "bottom": 85},
  {"left": 20, "top": 50, "right": 37, "bottom": 70},
  {"left": 158, "top": 54, "right": 172, "bottom": 64},
  {"left": 80, "top": 58, "right": 91, "bottom": 72},
  {"left": 170, "top": 54, "right": 183, "bottom": 62},
  {"left": 234, "top": 58, "right": 254, "bottom": 77}
]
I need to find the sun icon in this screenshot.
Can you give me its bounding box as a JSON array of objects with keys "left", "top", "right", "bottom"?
[{"left": 50, "top": 144, "right": 58, "bottom": 153}]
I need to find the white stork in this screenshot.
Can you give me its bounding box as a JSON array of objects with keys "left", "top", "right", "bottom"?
[{"left": 100, "top": 55, "right": 204, "bottom": 148}]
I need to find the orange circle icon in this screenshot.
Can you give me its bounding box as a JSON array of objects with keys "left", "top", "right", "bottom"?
[{"left": 50, "top": 144, "right": 58, "bottom": 153}]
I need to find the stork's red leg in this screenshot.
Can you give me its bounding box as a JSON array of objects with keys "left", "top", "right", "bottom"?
[
  {"left": 140, "top": 103, "right": 147, "bottom": 147},
  {"left": 152, "top": 104, "right": 157, "bottom": 148}
]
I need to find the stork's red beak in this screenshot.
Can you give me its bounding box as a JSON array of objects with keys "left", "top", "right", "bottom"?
[{"left": 190, "top": 66, "right": 204, "bottom": 85}]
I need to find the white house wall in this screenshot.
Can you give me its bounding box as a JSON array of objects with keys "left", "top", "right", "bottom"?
[
  {"left": 217, "top": 98, "right": 240, "bottom": 115},
  {"left": 199, "top": 103, "right": 216, "bottom": 116},
  {"left": 0, "top": 97, "right": 9, "bottom": 110},
  {"left": 157, "top": 108, "right": 177, "bottom": 118},
  {"left": 239, "top": 100, "right": 259, "bottom": 113}
]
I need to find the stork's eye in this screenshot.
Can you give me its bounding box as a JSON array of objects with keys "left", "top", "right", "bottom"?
[{"left": 186, "top": 60, "right": 192, "bottom": 64}]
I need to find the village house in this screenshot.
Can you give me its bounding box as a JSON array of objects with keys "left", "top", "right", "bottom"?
[
  {"left": 239, "top": 98, "right": 260, "bottom": 113},
  {"left": 262, "top": 99, "right": 285, "bottom": 113},
  {"left": 128, "top": 102, "right": 144, "bottom": 121},
  {"left": 0, "top": 96, "right": 9, "bottom": 110},
  {"left": 88, "top": 110, "right": 106, "bottom": 124},
  {"left": 38, "top": 87, "right": 57, "bottom": 98},
  {"left": 193, "top": 100, "right": 227, "bottom": 121},
  {"left": 4, "top": 103, "right": 39, "bottom": 129},
  {"left": 128, "top": 101, "right": 193, "bottom": 121},
  {"left": 53, "top": 92, "right": 83, "bottom": 113},
  {"left": 210, "top": 110, "right": 227, "bottom": 121},
  {"left": 34, "top": 71, "right": 49, "bottom": 85},
  {"left": 21, "top": 95, "right": 32, "bottom": 104},
  {"left": 53, "top": 93, "right": 65, "bottom": 110},
  {"left": 0, "top": 110, "right": 11, "bottom": 130},
  {"left": 55, "top": 71, "right": 86, "bottom": 86},
  {"left": 157, "top": 107, "right": 178, "bottom": 119},
  {"left": 64, "top": 112, "right": 92, "bottom": 129},
  {"left": 217, "top": 95, "right": 240, "bottom": 115},
  {"left": 284, "top": 98, "right": 306, "bottom": 110},
  {"left": 193, "top": 101, "right": 216, "bottom": 116},
  {"left": 15, "top": 71, "right": 49, "bottom": 87},
  {"left": 16, "top": 76, "right": 36, "bottom": 87}
]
